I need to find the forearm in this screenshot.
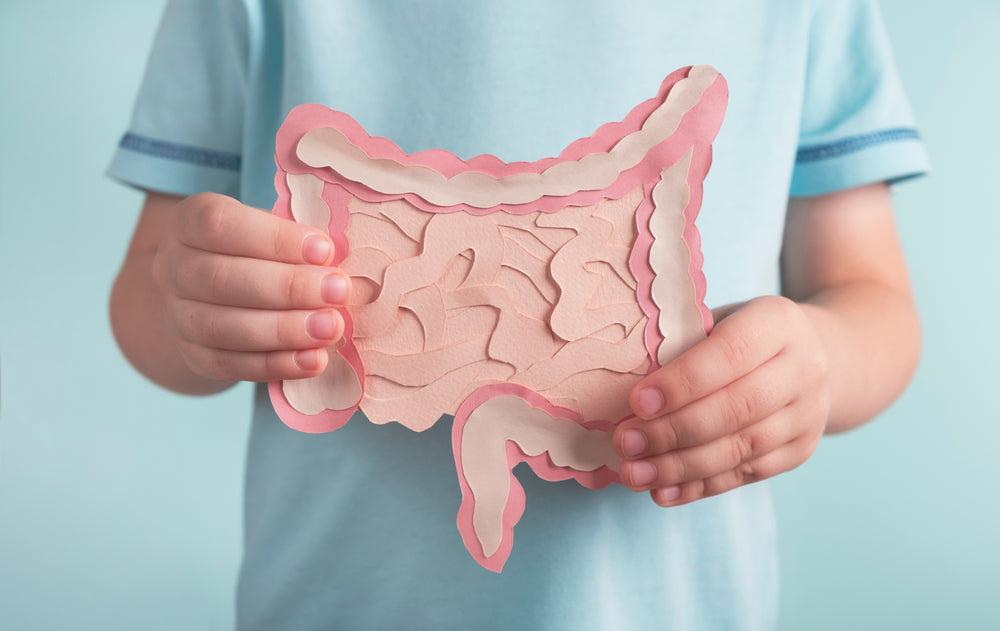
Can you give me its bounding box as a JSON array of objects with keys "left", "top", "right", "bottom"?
[
  {"left": 110, "top": 250, "right": 235, "bottom": 395},
  {"left": 780, "top": 183, "right": 920, "bottom": 434},
  {"left": 798, "top": 280, "right": 920, "bottom": 434}
]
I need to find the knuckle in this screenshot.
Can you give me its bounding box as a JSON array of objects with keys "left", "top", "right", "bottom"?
[
  {"left": 202, "top": 311, "right": 226, "bottom": 346},
  {"left": 187, "top": 193, "right": 230, "bottom": 243},
  {"left": 723, "top": 390, "right": 756, "bottom": 429},
  {"left": 208, "top": 261, "right": 231, "bottom": 298},
  {"left": 717, "top": 332, "right": 752, "bottom": 367},
  {"left": 177, "top": 340, "right": 202, "bottom": 371},
  {"left": 730, "top": 430, "right": 756, "bottom": 466},
  {"left": 283, "top": 270, "right": 300, "bottom": 305},
  {"left": 736, "top": 460, "right": 757, "bottom": 484},
  {"left": 658, "top": 455, "right": 686, "bottom": 485},
  {"left": 653, "top": 418, "right": 682, "bottom": 451},
  {"left": 703, "top": 459, "right": 768, "bottom": 499},
  {"left": 180, "top": 341, "right": 227, "bottom": 381},
  {"left": 713, "top": 461, "right": 760, "bottom": 495},
  {"left": 173, "top": 307, "right": 200, "bottom": 343},
  {"left": 286, "top": 268, "right": 316, "bottom": 306},
  {"left": 807, "top": 346, "right": 830, "bottom": 383},
  {"left": 203, "top": 349, "right": 235, "bottom": 381},
  {"left": 164, "top": 298, "right": 197, "bottom": 342},
  {"left": 666, "top": 367, "right": 699, "bottom": 404},
  {"left": 221, "top": 351, "right": 260, "bottom": 382},
  {"left": 264, "top": 350, "right": 297, "bottom": 381},
  {"left": 272, "top": 222, "right": 289, "bottom": 261},
  {"left": 275, "top": 313, "right": 304, "bottom": 349},
  {"left": 769, "top": 295, "right": 799, "bottom": 320},
  {"left": 150, "top": 251, "right": 171, "bottom": 291}
]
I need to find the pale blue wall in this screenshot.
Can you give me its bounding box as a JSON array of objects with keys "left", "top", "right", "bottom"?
[
  {"left": 0, "top": 2, "right": 996, "bottom": 629},
  {"left": 0, "top": 3, "right": 248, "bottom": 628}
]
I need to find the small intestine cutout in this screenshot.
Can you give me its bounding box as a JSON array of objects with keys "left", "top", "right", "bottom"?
[{"left": 269, "top": 65, "right": 728, "bottom": 572}]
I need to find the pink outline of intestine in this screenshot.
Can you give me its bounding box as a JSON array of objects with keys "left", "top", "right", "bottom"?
[{"left": 268, "top": 66, "right": 728, "bottom": 571}]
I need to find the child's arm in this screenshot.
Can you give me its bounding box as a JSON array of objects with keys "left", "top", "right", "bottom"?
[
  {"left": 612, "top": 182, "right": 920, "bottom": 506},
  {"left": 109, "top": 192, "right": 352, "bottom": 395}
]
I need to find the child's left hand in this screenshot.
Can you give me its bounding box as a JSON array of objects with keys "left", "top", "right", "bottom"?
[
  {"left": 613, "top": 295, "right": 830, "bottom": 506},
  {"left": 612, "top": 183, "right": 921, "bottom": 506}
]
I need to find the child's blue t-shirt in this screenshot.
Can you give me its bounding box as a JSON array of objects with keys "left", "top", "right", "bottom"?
[{"left": 109, "top": 1, "right": 928, "bottom": 629}]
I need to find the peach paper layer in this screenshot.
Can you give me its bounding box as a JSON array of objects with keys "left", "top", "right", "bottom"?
[{"left": 268, "top": 65, "right": 728, "bottom": 572}]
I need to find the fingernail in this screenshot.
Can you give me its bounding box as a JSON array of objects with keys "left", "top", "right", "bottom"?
[
  {"left": 306, "top": 311, "right": 337, "bottom": 340},
  {"left": 635, "top": 387, "right": 664, "bottom": 417},
  {"left": 654, "top": 485, "right": 682, "bottom": 505},
  {"left": 322, "top": 274, "right": 349, "bottom": 305},
  {"left": 293, "top": 349, "right": 321, "bottom": 371},
  {"left": 628, "top": 460, "right": 656, "bottom": 487},
  {"left": 621, "top": 430, "right": 647, "bottom": 457},
  {"left": 303, "top": 235, "right": 333, "bottom": 265}
]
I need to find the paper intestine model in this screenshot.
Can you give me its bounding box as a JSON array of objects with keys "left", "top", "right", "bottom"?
[{"left": 269, "top": 65, "right": 728, "bottom": 572}]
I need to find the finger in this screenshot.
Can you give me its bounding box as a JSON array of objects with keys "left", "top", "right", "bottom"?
[
  {"left": 615, "top": 354, "right": 794, "bottom": 458},
  {"left": 629, "top": 298, "right": 794, "bottom": 419},
  {"left": 176, "top": 193, "right": 334, "bottom": 265},
  {"left": 173, "top": 301, "right": 345, "bottom": 352},
  {"left": 169, "top": 246, "right": 351, "bottom": 309},
  {"left": 649, "top": 433, "right": 821, "bottom": 507},
  {"left": 710, "top": 301, "right": 744, "bottom": 323},
  {"left": 619, "top": 404, "right": 805, "bottom": 491},
  {"left": 180, "top": 342, "right": 330, "bottom": 383}
]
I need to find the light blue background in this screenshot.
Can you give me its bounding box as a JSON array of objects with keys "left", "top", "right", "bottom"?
[{"left": 1, "top": 1, "right": 997, "bottom": 629}]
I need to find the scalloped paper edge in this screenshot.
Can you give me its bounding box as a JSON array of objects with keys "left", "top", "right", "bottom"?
[{"left": 268, "top": 65, "right": 729, "bottom": 571}]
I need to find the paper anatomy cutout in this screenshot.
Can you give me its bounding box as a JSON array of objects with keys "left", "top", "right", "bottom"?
[{"left": 269, "top": 65, "right": 728, "bottom": 572}]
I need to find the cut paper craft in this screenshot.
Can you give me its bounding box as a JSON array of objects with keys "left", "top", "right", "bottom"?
[{"left": 269, "top": 65, "right": 728, "bottom": 572}]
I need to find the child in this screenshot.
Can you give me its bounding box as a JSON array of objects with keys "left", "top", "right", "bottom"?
[{"left": 109, "top": 1, "right": 927, "bottom": 629}]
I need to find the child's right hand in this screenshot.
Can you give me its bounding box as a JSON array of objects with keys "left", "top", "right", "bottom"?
[{"left": 111, "top": 192, "right": 351, "bottom": 394}]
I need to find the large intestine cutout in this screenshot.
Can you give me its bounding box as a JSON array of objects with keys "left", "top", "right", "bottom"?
[{"left": 269, "top": 65, "right": 728, "bottom": 572}]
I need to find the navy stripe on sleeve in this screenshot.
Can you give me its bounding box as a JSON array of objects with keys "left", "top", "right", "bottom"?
[
  {"left": 796, "top": 128, "right": 921, "bottom": 163},
  {"left": 119, "top": 133, "right": 242, "bottom": 172}
]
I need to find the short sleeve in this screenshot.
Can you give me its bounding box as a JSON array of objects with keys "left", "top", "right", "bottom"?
[
  {"left": 790, "top": 0, "right": 930, "bottom": 197},
  {"left": 107, "top": 0, "right": 248, "bottom": 197}
]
